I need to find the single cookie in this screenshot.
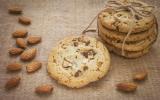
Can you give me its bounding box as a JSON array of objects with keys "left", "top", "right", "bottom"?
[
  {"left": 98, "top": 28, "right": 157, "bottom": 52},
  {"left": 48, "top": 35, "right": 110, "bottom": 88},
  {"left": 99, "top": 0, "right": 155, "bottom": 33},
  {"left": 101, "top": 39, "right": 150, "bottom": 58},
  {"left": 98, "top": 19, "right": 155, "bottom": 42}
]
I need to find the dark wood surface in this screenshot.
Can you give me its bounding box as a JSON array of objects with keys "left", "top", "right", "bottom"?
[{"left": 0, "top": 0, "right": 160, "bottom": 100}]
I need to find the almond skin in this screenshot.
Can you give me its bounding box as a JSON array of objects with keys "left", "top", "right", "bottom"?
[
  {"left": 116, "top": 82, "right": 137, "bottom": 92},
  {"left": 35, "top": 85, "right": 53, "bottom": 94},
  {"left": 8, "top": 5, "right": 22, "bottom": 14},
  {"left": 7, "top": 63, "right": 22, "bottom": 71},
  {"left": 16, "top": 38, "right": 27, "bottom": 49},
  {"left": 12, "top": 29, "right": 28, "bottom": 38},
  {"left": 19, "top": 16, "right": 31, "bottom": 25},
  {"left": 5, "top": 76, "right": 21, "bottom": 89},
  {"left": 9, "top": 47, "right": 24, "bottom": 55},
  {"left": 27, "top": 36, "right": 41, "bottom": 45},
  {"left": 27, "top": 61, "right": 42, "bottom": 73},
  {"left": 20, "top": 48, "right": 36, "bottom": 61},
  {"left": 133, "top": 71, "right": 148, "bottom": 81}
]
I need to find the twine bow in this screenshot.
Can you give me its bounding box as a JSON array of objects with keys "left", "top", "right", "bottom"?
[{"left": 82, "top": 0, "right": 156, "bottom": 56}]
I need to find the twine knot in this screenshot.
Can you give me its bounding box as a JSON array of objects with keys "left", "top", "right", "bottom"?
[{"left": 106, "top": 0, "right": 154, "bottom": 17}]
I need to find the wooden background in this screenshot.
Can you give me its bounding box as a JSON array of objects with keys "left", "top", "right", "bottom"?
[{"left": 0, "top": 0, "right": 160, "bottom": 100}]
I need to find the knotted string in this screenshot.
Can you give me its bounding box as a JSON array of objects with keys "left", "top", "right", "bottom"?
[{"left": 82, "top": 0, "right": 156, "bottom": 56}]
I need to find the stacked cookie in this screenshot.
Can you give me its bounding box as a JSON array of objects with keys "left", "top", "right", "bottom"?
[{"left": 98, "top": 0, "right": 158, "bottom": 58}]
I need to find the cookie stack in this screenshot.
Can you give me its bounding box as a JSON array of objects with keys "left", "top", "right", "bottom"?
[{"left": 98, "top": 0, "right": 158, "bottom": 58}]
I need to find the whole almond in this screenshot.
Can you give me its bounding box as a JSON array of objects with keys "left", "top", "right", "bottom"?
[
  {"left": 20, "top": 48, "right": 36, "bottom": 61},
  {"left": 27, "top": 36, "right": 41, "bottom": 45},
  {"left": 9, "top": 47, "right": 24, "bottom": 55},
  {"left": 5, "top": 76, "right": 21, "bottom": 89},
  {"left": 133, "top": 71, "right": 148, "bottom": 81},
  {"left": 7, "top": 63, "right": 22, "bottom": 71},
  {"left": 12, "top": 29, "right": 28, "bottom": 38},
  {"left": 8, "top": 5, "right": 22, "bottom": 14},
  {"left": 19, "top": 16, "right": 31, "bottom": 25},
  {"left": 27, "top": 61, "right": 42, "bottom": 73},
  {"left": 35, "top": 85, "right": 53, "bottom": 94},
  {"left": 116, "top": 82, "right": 137, "bottom": 92},
  {"left": 16, "top": 38, "right": 27, "bottom": 49}
]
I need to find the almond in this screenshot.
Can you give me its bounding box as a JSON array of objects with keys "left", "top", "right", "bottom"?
[
  {"left": 26, "top": 61, "right": 42, "bottom": 73},
  {"left": 116, "top": 82, "right": 137, "bottom": 92},
  {"left": 7, "top": 63, "right": 22, "bottom": 71},
  {"left": 8, "top": 5, "right": 22, "bottom": 14},
  {"left": 9, "top": 47, "right": 24, "bottom": 55},
  {"left": 133, "top": 71, "right": 148, "bottom": 81},
  {"left": 16, "top": 38, "right": 27, "bottom": 49},
  {"left": 19, "top": 16, "right": 31, "bottom": 25},
  {"left": 35, "top": 84, "right": 53, "bottom": 94},
  {"left": 12, "top": 29, "right": 28, "bottom": 38},
  {"left": 27, "top": 36, "right": 41, "bottom": 45},
  {"left": 5, "top": 76, "right": 21, "bottom": 89},
  {"left": 20, "top": 48, "right": 36, "bottom": 61}
]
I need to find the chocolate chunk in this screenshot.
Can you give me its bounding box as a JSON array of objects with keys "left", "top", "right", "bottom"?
[
  {"left": 62, "top": 58, "right": 72, "bottom": 68},
  {"left": 89, "top": 49, "right": 96, "bottom": 56},
  {"left": 83, "top": 66, "right": 88, "bottom": 71},
  {"left": 74, "top": 70, "right": 82, "bottom": 77},
  {"left": 81, "top": 51, "right": 89, "bottom": 58},
  {"left": 63, "top": 66, "right": 72, "bottom": 68},
  {"left": 73, "top": 42, "right": 78, "bottom": 47},
  {"left": 96, "top": 68, "right": 100, "bottom": 71},
  {"left": 81, "top": 49, "right": 96, "bottom": 58},
  {"left": 135, "top": 15, "right": 142, "bottom": 20},
  {"left": 52, "top": 56, "right": 56, "bottom": 63},
  {"left": 85, "top": 41, "right": 90, "bottom": 46}
]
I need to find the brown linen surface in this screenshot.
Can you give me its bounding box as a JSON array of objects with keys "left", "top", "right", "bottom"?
[{"left": 0, "top": 0, "right": 160, "bottom": 100}]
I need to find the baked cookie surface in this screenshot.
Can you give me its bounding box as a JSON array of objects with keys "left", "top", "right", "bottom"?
[
  {"left": 98, "top": 19, "right": 155, "bottom": 42},
  {"left": 101, "top": 40, "right": 150, "bottom": 58},
  {"left": 98, "top": 29, "right": 157, "bottom": 52},
  {"left": 99, "top": 0, "right": 155, "bottom": 33},
  {"left": 48, "top": 35, "right": 110, "bottom": 88}
]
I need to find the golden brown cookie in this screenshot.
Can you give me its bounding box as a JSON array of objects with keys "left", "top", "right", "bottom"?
[
  {"left": 48, "top": 35, "right": 110, "bottom": 88},
  {"left": 98, "top": 28, "right": 157, "bottom": 52},
  {"left": 98, "top": 0, "right": 155, "bottom": 33},
  {"left": 98, "top": 19, "right": 155, "bottom": 42},
  {"left": 102, "top": 41, "right": 150, "bottom": 58}
]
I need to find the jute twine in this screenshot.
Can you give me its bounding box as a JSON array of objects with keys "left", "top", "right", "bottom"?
[{"left": 82, "top": 0, "right": 157, "bottom": 56}]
